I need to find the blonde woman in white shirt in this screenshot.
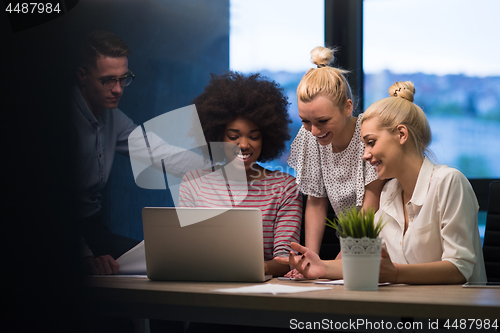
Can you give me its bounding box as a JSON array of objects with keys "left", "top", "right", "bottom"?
[{"left": 281, "top": 81, "right": 487, "bottom": 284}]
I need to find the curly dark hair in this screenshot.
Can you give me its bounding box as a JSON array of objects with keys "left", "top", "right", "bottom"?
[{"left": 192, "top": 71, "right": 291, "bottom": 163}]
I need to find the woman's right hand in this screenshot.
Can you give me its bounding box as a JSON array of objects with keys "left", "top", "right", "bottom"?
[
  {"left": 379, "top": 247, "right": 398, "bottom": 283},
  {"left": 277, "top": 242, "right": 327, "bottom": 279}
]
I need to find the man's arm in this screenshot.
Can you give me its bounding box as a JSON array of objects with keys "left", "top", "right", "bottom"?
[
  {"left": 80, "top": 237, "right": 119, "bottom": 275},
  {"left": 83, "top": 255, "right": 119, "bottom": 275}
]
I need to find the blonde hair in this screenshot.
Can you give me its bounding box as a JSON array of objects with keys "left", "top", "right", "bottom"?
[
  {"left": 362, "top": 81, "right": 432, "bottom": 158},
  {"left": 297, "top": 46, "right": 352, "bottom": 108}
]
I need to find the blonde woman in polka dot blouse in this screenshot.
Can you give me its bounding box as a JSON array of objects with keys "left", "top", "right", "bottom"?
[{"left": 287, "top": 46, "right": 386, "bottom": 259}]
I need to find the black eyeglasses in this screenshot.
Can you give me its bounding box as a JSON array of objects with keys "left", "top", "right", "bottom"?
[{"left": 88, "top": 70, "right": 135, "bottom": 89}]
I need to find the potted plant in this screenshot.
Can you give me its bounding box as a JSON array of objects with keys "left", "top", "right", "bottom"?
[{"left": 326, "top": 207, "right": 386, "bottom": 291}]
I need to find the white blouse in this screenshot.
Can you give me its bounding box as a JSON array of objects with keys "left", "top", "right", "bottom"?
[
  {"left": 287, "top": 114, "right": 378, "bottom": 214},
  {"left": 377, "top": 157, "right": 487, "bottom": 282}
]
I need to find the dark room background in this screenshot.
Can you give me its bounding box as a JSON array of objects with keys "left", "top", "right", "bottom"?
[
  {"left": 1, "top": 1, "right": 229, "bottom": 330},
  {"left": 67, "top": 0, "right": 230, "bottom": 242}
]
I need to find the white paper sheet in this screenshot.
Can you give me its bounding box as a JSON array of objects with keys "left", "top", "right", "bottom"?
[
  {"left": 314, "top": 279, "right": 345, "bottom": 285},
  {"left": 213, "top": 283, "right": 330, "bottom": 295},
  {"left": 116, "top": 240, "right": 147, "bottom": 275},
  {"left": 314, "top": 279, "right": 390, "bottom": 286}
]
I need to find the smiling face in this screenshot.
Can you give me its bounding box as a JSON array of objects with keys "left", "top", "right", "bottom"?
[
  {"left": 77, "top": 55, "right": 129, "bottom": 117},
  {"left": 361, "top": 117, "right": 405, "bottom": 180},
  {"left": 223, "top": 117, "right": 263, "bottom": 179},
  {"left": 298, "top": 94, "right": 353, "bottom": 147}
]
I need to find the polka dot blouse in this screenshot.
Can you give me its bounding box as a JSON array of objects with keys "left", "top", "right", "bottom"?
[{"left": 287, "top": 114, "right": 378, "bottom": 214}]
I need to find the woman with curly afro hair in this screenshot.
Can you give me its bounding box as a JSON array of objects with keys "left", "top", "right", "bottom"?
[
  {"left": 192, "top": 71, "right": 292, "bottom": 166},
  {"left": 179, "top": 71, "right": 303, "bottom": 277}
]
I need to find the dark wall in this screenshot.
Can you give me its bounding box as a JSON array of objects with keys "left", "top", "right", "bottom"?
[
  {"left": 1, "top": 1, "right": 228, "bottom": 330},
  {"left": 63, "top": 0, "right": 230, "bottom": 241},
  {"left": 2, "top": 4, "right": 82, "bottom": 333}
]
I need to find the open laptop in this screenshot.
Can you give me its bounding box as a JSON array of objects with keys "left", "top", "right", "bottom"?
[{"left": 142, "top": 207, "right": 272, "bottom": 282}]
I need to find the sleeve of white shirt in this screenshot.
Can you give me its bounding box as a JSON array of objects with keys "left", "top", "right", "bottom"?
[
  {"left": 147, "top": 131, "right": 209, "bottom": 177},
  {"left": 438, "top": 169, "right": 479, "bottom": 281},
  {"left": 128, "top": 129, "right": 209, "bottom": 179}
]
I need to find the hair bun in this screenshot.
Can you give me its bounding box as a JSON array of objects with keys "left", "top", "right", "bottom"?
[
  {"left": 310, "top": 46, "right": 335, "bottom": 67},
  {"left": 389, "top": 81, "right": 415, "bottom": 102}
]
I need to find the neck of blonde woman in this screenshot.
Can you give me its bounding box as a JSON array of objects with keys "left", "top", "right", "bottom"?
[
  {"left": 331, "top": 116, "right": 357, "bottom": 153},
  {"left": 396, "top": 153, "right": 424, "bottom": 205}
]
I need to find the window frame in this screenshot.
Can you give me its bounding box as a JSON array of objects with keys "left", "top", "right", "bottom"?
[{"left": 325, "top": 0, "right": 498, "bottom": 211}]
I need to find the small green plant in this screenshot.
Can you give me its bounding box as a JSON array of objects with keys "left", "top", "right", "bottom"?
[{"left": 326, "top": 206, "right": 386, "bottom": 239}]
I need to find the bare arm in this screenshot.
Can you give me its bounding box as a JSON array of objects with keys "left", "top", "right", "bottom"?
[
  {"left": 265, "top": 259, "right": 291, "bottom": 277},
  {"left": 362, "top": 179, "right": 385, "bottom": 212},
  {"left": 379, "top": 247, "right": 466, "bottom": 284},
  {"left": 304, "top": 196, "right": 329, "bottom": 255},
  {"left": 276, "top": 242, "right": 343, "bottom": 280},
  {"left": 279, "top": 244, "right": 465, "bottom": 283}
]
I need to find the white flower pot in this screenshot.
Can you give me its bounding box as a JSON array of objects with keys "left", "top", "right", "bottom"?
[{"left": 340, "top": 237, "right": 382, "bottom": 291}]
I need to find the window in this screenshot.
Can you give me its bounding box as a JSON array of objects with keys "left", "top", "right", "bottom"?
[
  {"left": 364, "top": 0, "right": 500, "bottom": 179},
  {"left": 363, "top": 0, "right": 500, "bottom": 240},
  {"left": 230, "top": 0, "right": 324, "bottom": 174}
]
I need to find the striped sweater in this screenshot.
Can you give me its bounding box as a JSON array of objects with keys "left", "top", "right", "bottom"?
[{"left": 179, "top": 169, "right": 303, "bottom": 260}]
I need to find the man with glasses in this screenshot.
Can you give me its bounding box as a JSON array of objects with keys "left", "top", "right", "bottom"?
[{"left": 72, "top": 30, "right": 141, "bottom": 276}]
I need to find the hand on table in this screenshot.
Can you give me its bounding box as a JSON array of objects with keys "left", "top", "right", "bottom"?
[
  {"left": 276, "top": 242, "right": 326, "bottom": 279},
  {"left": 379, "top": 247, "right": 398, "bottom": 283},
  {"left": 83, "top": 254, "right": 119, "bottom": 275},
  {"left": 284, "top": 268, "right": 304, "bottom": 279}
]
